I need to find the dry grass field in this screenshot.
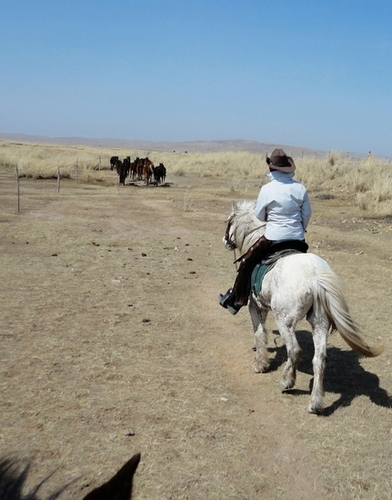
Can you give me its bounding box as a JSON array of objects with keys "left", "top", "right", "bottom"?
[{"left": 1, "top": 142, "right": 392, "bottom": 499}]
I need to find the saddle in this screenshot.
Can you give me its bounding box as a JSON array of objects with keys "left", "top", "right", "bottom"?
[
  {"left": 268, "top": 238, "right": 308, "bottom": 255},
  {"left": 251, "top": 240, "right": 308, "bottom": 296}
]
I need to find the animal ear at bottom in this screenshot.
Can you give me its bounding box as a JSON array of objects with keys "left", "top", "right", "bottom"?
[{"left": 82, "top": 453, "right": 141, "bottom": 500}]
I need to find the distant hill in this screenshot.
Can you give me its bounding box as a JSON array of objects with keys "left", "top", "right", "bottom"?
[{"left": 0, "top": 132, "right": 327, "bottom": 157}]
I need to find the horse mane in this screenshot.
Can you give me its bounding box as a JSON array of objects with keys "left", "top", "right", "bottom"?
[
  {"left": 0, "top": 457, "right": 67, "bottom": 499},
  {"left": 231, "top": 200, "right": 266, "bottom": 254},
  {"left": 234, "top": 199, "right": 256, "bottom": 214},
  {"left": 0, "top": 454, "right": 140, "bottom": 500}
]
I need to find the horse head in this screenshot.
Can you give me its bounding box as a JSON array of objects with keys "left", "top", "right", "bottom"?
[{"left": 223, "top": 200, "right": 266, "bottom": 255}]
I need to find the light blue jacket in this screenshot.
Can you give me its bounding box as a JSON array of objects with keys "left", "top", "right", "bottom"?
[{"left": 254, "top": 171, "right": 312, "bottom": 241}]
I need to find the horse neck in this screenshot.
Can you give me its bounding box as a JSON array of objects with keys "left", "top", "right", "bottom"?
[
  {"left": 236, "top": 217, "right": 265, "bottom": 254},
  {"left": 243, "top": 228, "right": 264, "bottom": 253}
]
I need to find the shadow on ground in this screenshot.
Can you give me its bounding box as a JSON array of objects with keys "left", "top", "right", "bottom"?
[{"left": 266, "top": 330, "right": 391, "bottom": 416}]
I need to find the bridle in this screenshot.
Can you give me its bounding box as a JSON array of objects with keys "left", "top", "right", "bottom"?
[
  {"left": 224, "top": 215, "right": 237, "bottom": 251},
  {"left": 224, "top": 213, "right": 265, "bottom": 270}
]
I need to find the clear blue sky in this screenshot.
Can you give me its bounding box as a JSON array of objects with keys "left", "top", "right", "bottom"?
[{"left": 1, "top": 1, "right": 392, "bottom": 156}]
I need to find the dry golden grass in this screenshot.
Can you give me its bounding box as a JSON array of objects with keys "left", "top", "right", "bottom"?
[
  {"left": 2, "top": 139, "right": 391, "bottom": 217},
  {"left": 295, "top": 154, "right": 392, "bottom": 215}
]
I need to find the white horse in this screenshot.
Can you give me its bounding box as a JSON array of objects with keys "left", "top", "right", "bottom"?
[{"left": 223, "top": 200, "right": 383, "bottom": 414}]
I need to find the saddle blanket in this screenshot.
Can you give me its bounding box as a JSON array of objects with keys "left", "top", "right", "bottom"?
[
  {"left": 251, "top": 249, "right": 304, "bottom": 296},
  {"left": 251, "top": 263, "right": 272, "bottom": 296}
]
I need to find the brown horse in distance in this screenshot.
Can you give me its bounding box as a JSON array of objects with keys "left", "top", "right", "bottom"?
[{"left": 134, "top": 157, "right": 154, "bottom": 184}]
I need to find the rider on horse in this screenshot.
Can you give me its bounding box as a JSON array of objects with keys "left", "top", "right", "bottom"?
[{"left": 219, "top": 148, "right": 312, "bottom": 315}]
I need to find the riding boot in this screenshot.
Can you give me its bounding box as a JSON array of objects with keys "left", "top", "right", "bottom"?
[
  {"left": 220, "top": 236, "right": 271, "bottom": 314},
  {"left": 219, "top": 288, "right": 242, "bottom": 315},
  {"left": 219, "top": 288, "right": 233, "bottom": 308}
]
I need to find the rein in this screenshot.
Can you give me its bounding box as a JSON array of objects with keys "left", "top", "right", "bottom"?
[{"left": 227, "top": 221, "right": 263, "bottom": 270}]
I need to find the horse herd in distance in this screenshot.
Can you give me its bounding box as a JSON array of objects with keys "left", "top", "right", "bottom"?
[{"left": 110, "top": 155, "right": 167, "bottom": 187}]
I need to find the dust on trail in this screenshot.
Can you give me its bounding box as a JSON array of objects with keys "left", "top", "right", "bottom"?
[{"left": 139, "top": 193, "right": 329, "bottom": 498}]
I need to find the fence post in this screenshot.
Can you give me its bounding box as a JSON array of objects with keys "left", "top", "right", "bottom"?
[
  {"left": 57, "top": 163, "right": 60, "bottom": 193},
  {"left": 15, "top": 165, "right": 20, "bottom": 213}
]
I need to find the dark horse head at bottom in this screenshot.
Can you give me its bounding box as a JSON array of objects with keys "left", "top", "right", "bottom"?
[{"left": 0, "top": 453, "right": 141, "bottom": 500}]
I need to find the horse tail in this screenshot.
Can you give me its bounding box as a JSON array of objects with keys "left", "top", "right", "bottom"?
[{"left": 312, "top": 268, "right": 383, "bottom": 358}]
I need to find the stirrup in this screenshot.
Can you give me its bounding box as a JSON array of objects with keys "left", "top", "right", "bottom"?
[
  {"left": 219, "top": 288, "right": 233, "bottom": 309},
  {"left": 227, "top": 302, "right": 242, "bottom": 315}
]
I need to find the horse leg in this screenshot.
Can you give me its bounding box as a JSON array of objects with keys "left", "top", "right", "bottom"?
[
  {"left": 249, "top": 300, "right": 270, "bottom": 373},
  {"left": 307, "top": 312, "right": 329, "bottom": 413},
  {"left": 274, "top": 313, "right": 302, "bottom": 391}
]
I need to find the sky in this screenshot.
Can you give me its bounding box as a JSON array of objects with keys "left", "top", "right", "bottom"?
[{"left": 1, "top": 0, "right": 392, "bottom": 156}]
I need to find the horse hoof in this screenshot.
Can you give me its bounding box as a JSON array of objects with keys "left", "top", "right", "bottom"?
[
  {"left": 280, "top": 379, "right": 295, "bottom": 391},
  {"left": 307, "top": 403, "right": 324, "bottom": 414},
  {"left": 252, "top": 362, "right": 269, "bottom": 373}
]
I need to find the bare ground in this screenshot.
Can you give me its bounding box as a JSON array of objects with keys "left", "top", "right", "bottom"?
[{"left": 1, "top": 168, "right": 392, "bottom": 499}]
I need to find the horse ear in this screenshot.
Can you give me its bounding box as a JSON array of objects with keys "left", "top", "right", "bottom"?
[{"left": 82, "top": 453, "right": 141, "bottom": 500}]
